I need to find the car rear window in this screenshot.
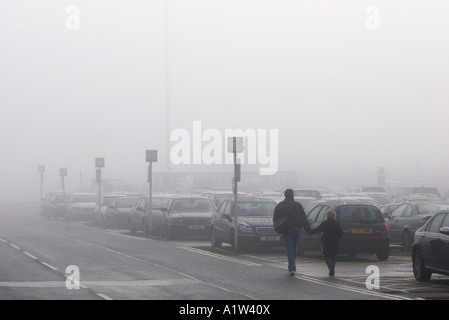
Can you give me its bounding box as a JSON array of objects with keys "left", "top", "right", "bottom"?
[
  {"left": 237, "top": 201, "right": 276, "bottom": 217},
  {"left": 337, "top": 206, "right": 384, "bottom": 223},
  {"left": 417, "top": 204, "right": 449, "bottom": 216}
]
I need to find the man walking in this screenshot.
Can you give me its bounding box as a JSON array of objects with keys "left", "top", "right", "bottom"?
[{"left": 273, "top": 189, "right": 311, "bottom": 276}]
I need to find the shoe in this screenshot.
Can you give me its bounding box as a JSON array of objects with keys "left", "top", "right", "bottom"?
[
  {"left": 289, "top": 271, "right": 295, "bottom": 276},
  {"left": 329, "top": 267, "right": 335, "bottom": 277}
]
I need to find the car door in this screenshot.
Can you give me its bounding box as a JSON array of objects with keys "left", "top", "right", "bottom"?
[
  {"left": 439, "top": 214, "right": 449, "bottom": 272},
  {"left": 132, "top": 198, "right": 145, "bottom": 229},
  {"left": 214, "top": 201, "right": 230, "bottom": 241},
  {"left": 300, "top": 205, "right": 322, "bottom": 251},
  {"left": 388, "top": 204, "right": 407, "bottom": 242},
  {"left": 423, "top": 213, "right": 446, "bottom": 270}
]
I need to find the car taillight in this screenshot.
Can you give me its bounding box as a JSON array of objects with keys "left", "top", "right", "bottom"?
[
  {"left": 418, "top": 221, "right": 426, "bottom": 228},
  {"left": 382, "top": 223, "right": 390, "bottom": 236}
]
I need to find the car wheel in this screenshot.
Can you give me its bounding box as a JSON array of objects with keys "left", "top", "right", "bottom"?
[
  {"left": 143, "top": 219, "right": 150, "bottom": 237},
  {"left": 162, "top": 222, "right": 172, "bottom": 240},
  {"left": 402, "top": 231, "right": 412, "bottom": 252},
  {"left": 210, "top": 227, "right": 222, "bottom": 248},
  {"left": 229, "top": 229, "right": 235, "bottom": 248},
  {"left": 129, "top": 219, "right": 137, "bottom": 235},
  {"left": 413, "top": 248, "right": 432, "bottom": 282},
  {"left": 376, "top": 246, "right": 390, "bottom": 261}
]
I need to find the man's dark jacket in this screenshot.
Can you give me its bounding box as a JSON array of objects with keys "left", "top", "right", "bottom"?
[{"left": 273, "top": 198, "right": 311, "bottom": 233}]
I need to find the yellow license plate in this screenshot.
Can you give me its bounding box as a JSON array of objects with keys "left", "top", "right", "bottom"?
[{"left": 351, "top": 228, "right": 372, "bottom": 234}]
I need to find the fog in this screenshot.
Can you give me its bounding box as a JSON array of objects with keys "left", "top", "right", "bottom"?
[{"left": 1, "top": 1, "right": 449, "bottom": 203}]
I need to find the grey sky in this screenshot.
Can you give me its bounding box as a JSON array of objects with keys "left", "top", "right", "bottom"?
[{"left": 1, "top": 1, "right": 448, "bottom": 202}]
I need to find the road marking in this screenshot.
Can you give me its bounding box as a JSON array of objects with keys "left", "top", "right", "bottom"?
[
  {"left": 97, "top": 293, "right": 113, "bottom": 300},
  {"left": 24, "top": 251, "right": 38, "bottom": 260},
  {"left": 9, "top": 243, "right": 21, "bottom": 250},
  {"left": 0, "top": 239, "right": 7, "bottom": 243},
  {"left": 178, "top": 246, "right": 262, "bottom": 267},
  {"left": 0, "top": 278, "right": 196, "bottom": 288},
  {"left": 40, "top": 262, "right": 58, "bottom": 271},
  {"left": 295, "top": 274, "right": 413, "bottom": 300}
]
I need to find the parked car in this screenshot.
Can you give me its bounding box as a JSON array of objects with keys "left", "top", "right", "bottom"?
[
  {"left": 393, "top": 193, "right": 443, "bottom": 204},
  {"left": 336, "top": 194, "right": 381, "bottom": 208},
  {"left": 93, "top": 193, "right": 127, "bottom": 226},
  {"left": 210, "top": 198, "right": 280, "bottom": 249},
  {"left": 412, "top": 210, "right": 449, "bottom": 282},
  {"left": 160, "top": 196, "right": 215, "bottom": 239},
  {"left": 41, "top": 191, "right": 63, "bottom": 216},
  {"left": 387, "top": 203, "right": 449, "bottom": 251},
  {"left": 105, "top": 195, "right": 140, "bottom": 229},
  {"left": 200, "top": 191, "right": 251, "bottom": 209},
  {"left": 46, "top": 193, "right": 70, "bottom": 220},
  {"left": 293, "top": 189, "right": 322, "bottom": 200},
  {"left": 129, "top": 194, "right": 174, "bottom": 236},
  {"left": 380, "top": 203, "right": 400, "bottom": 219},
  {"left": 66, "top": 193, "right": 98, "bottom": 220},
  {"left": 397, "top": 186, "right": 441, "bottom": 199},
  {"left": 299, "top": 200, "right": 390, "bottom": 260},
  {"left": 364, "top": 192, "right": 392, "bottom": 206},
  {"left": 362, "top": 186, "right": 386, "bottom": 193}
]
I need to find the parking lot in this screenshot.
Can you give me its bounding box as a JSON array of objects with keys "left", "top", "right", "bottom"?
[{"left": 91, "top": 218, "right": 449, "bottom": 300}]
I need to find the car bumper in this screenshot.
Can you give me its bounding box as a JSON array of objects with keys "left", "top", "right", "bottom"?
[
  {"left": 339, "top": 236, "right": 390, "bottom": 253},
  {"left": 70, "top": 209, "right": 95, "bottom": 220},
  {"left": 238, "top": 234, "right": 283, "bottom": 248},
  {"left": 168, "top": 224, "right": 211, "bottom": 238}
]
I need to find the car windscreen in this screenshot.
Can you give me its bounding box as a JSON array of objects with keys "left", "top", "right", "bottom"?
[
  {"left": 55, "top": 195, "right": 69, "bottom": 203},
  {"left": 216, "top": 193, "right": 250, "bottom": 204},
  {"left": 152, "top": 197, "right": 171, "bottom": 209},
  {"left": 103, "top": 196, "right": 122, "bottom": 206},
  {"left": 337, "top": 206, "right": 384, "bottom": 223},
  {"left": 171, "top": 198, "right": 214, "bottom": 212},
  {"left": 416, "top": 204, "right": 449, "bottom": 216},
  {"left": 115, "top": 197, "right": 139, "bottom": 208},
  {"left": 72, "top": 195, "right": 97, "bottom": 203},
  {"left": 237, "top": 201, "right": 276, "bottom": 217}
]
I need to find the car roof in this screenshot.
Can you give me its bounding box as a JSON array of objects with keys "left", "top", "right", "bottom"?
[{"left": 308, "top": 199, "right": 380, "bottom": 209}]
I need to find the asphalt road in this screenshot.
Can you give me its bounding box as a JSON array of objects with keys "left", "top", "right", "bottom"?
[{"left": 1, "top": 202, "right": 448, "bottom": 304}]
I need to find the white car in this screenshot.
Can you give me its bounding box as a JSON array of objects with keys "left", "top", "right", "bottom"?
[{"left": 67, "top": 193, "right": 98, "bottom": 220}]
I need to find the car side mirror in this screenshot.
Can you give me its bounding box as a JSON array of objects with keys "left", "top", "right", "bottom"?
[
  {"left": 221, "top": 213, "right": 232, "bottom": 222},
  {"left": 440, "top": 227, "right": 449, "bottom": 235},
  {"left": 160, "top": 208, "right": 168, "bottom": 213}
]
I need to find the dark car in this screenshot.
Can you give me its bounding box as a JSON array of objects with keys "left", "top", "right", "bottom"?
[
  {"left": 200, "top": 191, "right": 252, "bottom": 209},
  {"left": 128, "top": 194, "right": 174, "bottom": 236},
  {"left": 387, "top": 203, "right": 449, "bottom": 251},
  {"left": 299, "top": 200, "right": 390, "bottom": 261},
  {"left": 105, "top": 196, "right": 140, "bottom": 229},
  {"left": 210, "top": 198, "right": 280, "bottom": 249},
  {"left": 160, "top": 196, "right": 215, "bottom": 240},
  {"left": 412, "top": 211, "right": 449, "bottom": 282}
]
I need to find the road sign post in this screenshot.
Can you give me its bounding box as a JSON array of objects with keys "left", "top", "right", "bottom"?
[
  {"left": 38, "top": 165, "right": 45, "bottom": 215},
  {"left": 146, "top": 150, "right": 157, "bottom": 235},
  {"left": 95, "top": 158, "right": 104, "bottom": 227},
  {"left": 228, "top": 137, "right": 243, "bottom": 254},
  {"left": 60, "top": 168, "right": 67, "bottom": 220}
]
